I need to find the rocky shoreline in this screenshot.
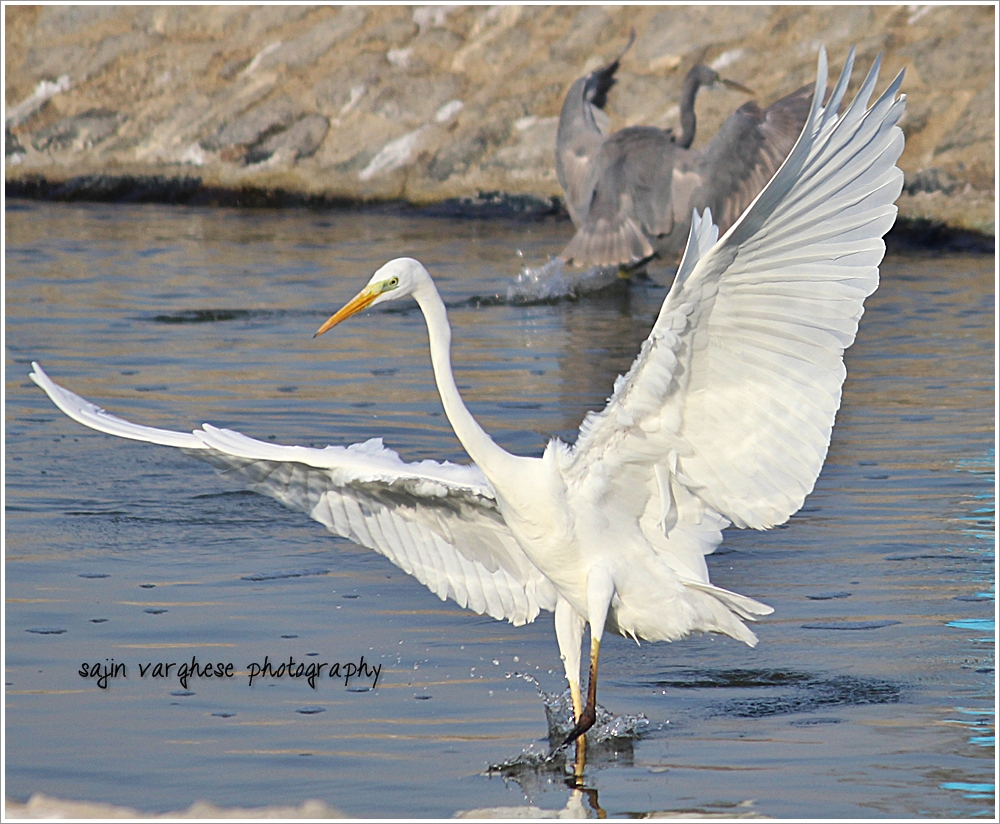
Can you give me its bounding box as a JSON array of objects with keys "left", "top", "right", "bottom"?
[
  {"left": 8, "top": 172, "right": 991, "bottom": 256},
  {"left": 5, "top": 6, "right": 995, "bottom": 244}
]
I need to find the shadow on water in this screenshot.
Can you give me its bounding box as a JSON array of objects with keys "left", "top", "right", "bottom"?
[
  {"left": 142, "top": 270, "right": 646, "bottom": 322},
  {"left": 148, "top": 308, "right": 277, "bottom": 323},
  {"left": 483, "top": 665, "right": 907, "bottom": 816},
  {"left": 643, "top": 667, "right": 902, "bottom": 719}
]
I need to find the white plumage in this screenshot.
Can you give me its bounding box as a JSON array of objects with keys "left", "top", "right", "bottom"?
[
  {"left": 31, "top": 47, "right": 905, "bottom": 759},
  {"left": 29, "top": 370, "right": 557, "bottom": 628}
]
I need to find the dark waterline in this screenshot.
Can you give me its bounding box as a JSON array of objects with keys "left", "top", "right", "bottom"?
[{"left": 6, "top": 181, "right": 993, "bottom": 254}]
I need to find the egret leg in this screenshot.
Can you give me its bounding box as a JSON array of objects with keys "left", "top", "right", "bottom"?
[
  {"left": 560, "top": 636, "right": 602, "bottom": 749},
  {"left": 554, "top": 596, "right": 585, "bottom": 766},
  {"left": 570, "top": 682, "right": 586, "bottom": 773},
  {"left": 559, "top": 571, "right": 614, "bottom": 750}
]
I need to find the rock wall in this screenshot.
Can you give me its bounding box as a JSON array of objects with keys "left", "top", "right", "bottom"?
[{"left": 5, "top": 5, "right": 995, "bottom": 235}]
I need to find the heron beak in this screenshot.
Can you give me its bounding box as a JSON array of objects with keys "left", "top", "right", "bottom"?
[
  {"left": 720, "top": 78, "right": 755, "bottom": 95},
  {"left": 314, "top": 286, "right": 378, "bottom": 337}
]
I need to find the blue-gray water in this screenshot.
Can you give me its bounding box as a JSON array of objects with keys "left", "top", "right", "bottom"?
[{"left": 5, "top": 200, "right": 994, "bottom": 818}]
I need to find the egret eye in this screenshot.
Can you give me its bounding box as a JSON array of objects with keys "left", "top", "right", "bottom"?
[{"left": 387, "top": 277, "right": 399, "bottom": 288}]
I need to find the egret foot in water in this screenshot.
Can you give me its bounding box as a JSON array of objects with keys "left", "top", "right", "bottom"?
[
  {"left": 560, "top": 638, "right": 602, "bottom": 752},
  {"left": 562, "top": 705, "right": 597, "bottom": 752}
]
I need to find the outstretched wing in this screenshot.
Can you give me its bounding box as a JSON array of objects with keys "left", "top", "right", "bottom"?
[
  {"left": 695, "top": 84, "right": 814, "bottom": 234},
  {"left": 555, "top": 33, "right": 634, "bottom": 226},
  {"left": 568, "top": 48, "right": 905, "bottom": 535},
  {"left": 30, "top": 363, "right": 558, "bottom": 626},
  {"left": 559, "top": 126, "right": 675, "bottom": 268}
]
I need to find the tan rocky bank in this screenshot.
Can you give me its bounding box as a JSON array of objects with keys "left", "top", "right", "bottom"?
[{"left": 4, "top": 5, "right": 995, "bottom": 238}]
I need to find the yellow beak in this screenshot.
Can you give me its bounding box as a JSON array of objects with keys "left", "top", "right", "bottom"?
[{"left": 314, "top": 286, "right": 378, "bottom": 338}]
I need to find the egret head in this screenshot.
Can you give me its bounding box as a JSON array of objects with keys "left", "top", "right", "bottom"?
[{"left": 315, "top": 257, "right": 427, "bottom": 337}]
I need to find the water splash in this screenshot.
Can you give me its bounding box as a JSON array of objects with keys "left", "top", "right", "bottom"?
[
  {"left": 511, "top": 672, "right": 649, "bottom": 744},
  {"left": 490, "top": 673, "right": 650, "bottom": 777},
  {"left": 505, "top": 258, "right": 626, "bottom": 303}
]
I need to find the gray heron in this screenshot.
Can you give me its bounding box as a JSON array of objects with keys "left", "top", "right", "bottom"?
[{"left": 556, "top": 44, "right": 814, "bottom": 270}]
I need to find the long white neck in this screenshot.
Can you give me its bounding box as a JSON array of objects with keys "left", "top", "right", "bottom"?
[{"left": 412, "top": 280, "right": 521, "bottom": 483}]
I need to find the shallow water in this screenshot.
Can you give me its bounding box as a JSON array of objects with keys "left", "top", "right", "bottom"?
[{"left": 5, "top": 200, "right": 994, "bottom": 818}]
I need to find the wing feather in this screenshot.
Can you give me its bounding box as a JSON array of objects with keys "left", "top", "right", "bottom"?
[
  {"left": 555, "top": 33, "right": 634, "bottom": 227},
  {"left": 567, "top": 48, "right": 906, "bottom": 533},
  {"left": 559, "top": 128, "right": 675, "bottom": 267},
  {"left": 29, "top": 362, "right": 557, "bottom": 625}
]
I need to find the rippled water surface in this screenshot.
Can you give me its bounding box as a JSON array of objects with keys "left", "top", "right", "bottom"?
[{"left": 5, "top": 201, "right": 994, "bottom": 817}]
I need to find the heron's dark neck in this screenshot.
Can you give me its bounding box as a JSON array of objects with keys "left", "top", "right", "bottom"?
[{"left": 678, "top": 72, "right": 704, "bottom": 149}]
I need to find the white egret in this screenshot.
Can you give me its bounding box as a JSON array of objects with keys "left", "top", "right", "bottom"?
[{"left": 31, "top": 48, "right": 905, "bottom": 764}]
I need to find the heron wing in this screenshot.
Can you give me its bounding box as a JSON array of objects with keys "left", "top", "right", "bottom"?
[
  {"left": 30, "top": 363, "right": 558, "bottom": 626},
  {"left": 558, "top": 127, "right": 674, "bottom": 267},
  {"left": 695, "top": 84, "right": 814, "bottom": 235},
  {"left": 567, "top": 48, "right": 906, "bottom": 533},
  {"left": 555, "top": 65, "right": 617, "bottom": 226},
  {"left": 555, "top": 33, "right": 634, "bottom": 226}
]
